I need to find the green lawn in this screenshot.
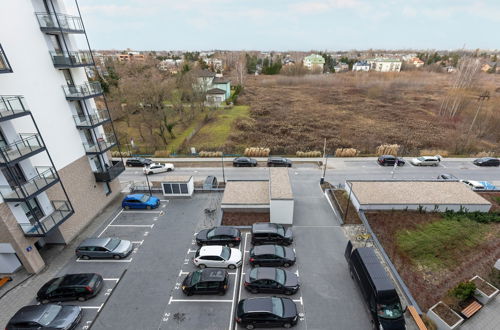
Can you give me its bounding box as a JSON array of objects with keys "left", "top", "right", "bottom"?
[
  {"left": 396, "top": 218, "right": 489, "bottom": 270},
  {"left": 187, "top": 105, "right": 250, "bottom": 151}
]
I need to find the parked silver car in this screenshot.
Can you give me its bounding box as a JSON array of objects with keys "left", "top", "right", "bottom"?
[
  {"left": 76, "top": 237, "right": 133, "bottom": 260},
  {"left": 410, "top": 156, "right": 441, "bottom": 166}
]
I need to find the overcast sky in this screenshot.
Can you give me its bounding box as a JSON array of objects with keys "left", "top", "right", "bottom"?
[{"left": 70, "top": 0, "right": 500, "bottom": 51}]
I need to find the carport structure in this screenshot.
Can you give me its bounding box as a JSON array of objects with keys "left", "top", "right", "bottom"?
[{"left": 346, "top": 180, "right": 492, "bottom": 212}]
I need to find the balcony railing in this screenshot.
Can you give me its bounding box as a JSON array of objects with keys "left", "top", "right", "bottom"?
[
  {"left": 0, "top": 134, "right": 45, "bottom": 165},
  {"left": 82, "top": 134, "right": 117, "bottom": 154},
  {"left": 0, "top": 96, "right": 31, "bottom": 122},
  {"left": 94, "top": 160, "right": 125, "bottom": 182},
  {"left": 63, "top": 81, "right": 103, "bottom": 100},
  {"left": 35, "top": 12, "right": 84, "bottom": 33},
  {"left": 0, "top": 44, "right": 12, "bottom": 73},
  {"left": 0, "top": 167, "right": 59, "bottom": 201},
  {"left": 50, "top": 50, "right": 94, "bottom": 68},
  {"left": 73, "top": 109, "right": 111, "bottom": 128},
  {"left": 18, "top": 200, "right": 73, "bottom": 237}
]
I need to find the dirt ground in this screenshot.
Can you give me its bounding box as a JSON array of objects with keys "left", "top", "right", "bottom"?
[
  {"left": 221, "top": 211, "right": 270, "bottom": 226},
  {"left": 366, "top": 211, "right": 500, "bottom": 310},
  {"left": 478, "top": 192, "right": 500, "bottom": 212},
  {"left": 230, "top": 72, "right": 500, "bottom": 155}
]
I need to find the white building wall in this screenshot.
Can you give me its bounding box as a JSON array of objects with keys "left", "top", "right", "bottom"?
[
  {"left": 0, "top": 0, "right": 88, "bottom": 171},
  {"left": 270, "top": 199, "right": 294, "bottom": 225}
]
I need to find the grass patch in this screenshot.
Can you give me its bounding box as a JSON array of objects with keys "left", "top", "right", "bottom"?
[
  {"left": 396, "top": 218, "right": 489, "bottom": 270},
  {"left": 189, "top": 106, "right": 250, "bottom": 150}
]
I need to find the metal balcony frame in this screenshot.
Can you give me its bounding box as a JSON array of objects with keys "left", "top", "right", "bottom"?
[
  {"left": 50, "top": 50, "right": 94, "bottom": 68},
  {"left": 63, "top": 81, "right": 103, "bottom": 100},
  {"left": 0, "top": 134, "right": 46, "bottom": 167},
  {"left": 83, "top": 134, "right": 117, "bottom": 155},
  {"left": 73, "top": 108, "right": 111, "bottom": 128},
  {"left": 19, "top": 200, "right": 74, "bottom": 237},
  {"left": 0, "top": 167, "right": 60, "bottom": 202},
  {"left": 93, "top": 160, "right": 125, "bottom": 182},
  {"left": 0, "top": 44, "right": 13, "bottom": 73},
  {"left": 35, "top": 12, "right": 85, "bottom": 34},
  {"left": 0, "top": 96, "right": 31, "bottom": 122}
]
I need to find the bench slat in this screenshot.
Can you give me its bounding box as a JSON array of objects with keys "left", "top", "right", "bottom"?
[{"left": 407, "top": 306, "right": 427, "bottom": 330}]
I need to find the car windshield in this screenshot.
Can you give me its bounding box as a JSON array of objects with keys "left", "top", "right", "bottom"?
[
  {"left": 105, "top": 238, "right": 121, "bottom": 251},
  {"left": 274, "top": 245, "right": 285, "bottom": 258},
  {"left": 139, "top": 195, "right": 150, "bottom": 203},
  {"left": 190, "top": 271, "right": 202, "bottom": 285},
  {"left": 38, "top": 305, "right": 62, "bottom": 326},
  {"left": 46, "top": 277, "right": 64, "bottom": 293},
  {"left": 417, "top": 157, "right": 425, "bottom": 161},
  {"left": 249, "top": 268, "right": 258, "bottom": 281},
  {"left": 220, "top": 247, "right": 231, "bottom": 260},
  {"left": 207, "top": 228, "right": 216, "bottom": 239},
  {"left": 377, "top": 303, "right": 403, "bottom": 320},
  {"left": 271, "top": 297, "right": 284, "bottom": 317},
  {"left": 276, "top": 226, "right": 285, "bottom": 237},
  {"left": 275, "top": 269, "right": 286, "bottom": 285}
]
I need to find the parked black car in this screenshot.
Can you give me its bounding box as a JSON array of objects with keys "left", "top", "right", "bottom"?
[
  {"left": 345, "top": 241, "right": 406, "bottom": 330},
  {"left": 125, "top": 157, "right": 152, "bottom": 167},
  {"left": 182, "top": 268, "right": 229, "bottom": 296},
  {"left": 6, "top": 304, "right": 82, "bottom": 330},
  {"left": 249, "top": 245, "right": 296, "bottom": 267},
  {"left": 473, "top": 157, "right": 500, "bottom": 167},
  {"left": 236, "top": 297, "right": 299, "bottom": 329},
  {"left": 267, "top": 157, "right": 292, "bottom": 167},
  {"left": 233, "top": 157, "right": 258, "bottom": 167},
  {"left": 251, "top": 223, "right": 293, "bottom": 246},
  {"left": 244, "top": 267, "right": 299, "bottom": 295},
  {"left": 196, "top": 226, "right": 242, "bottom": 247},
  {"left": 37, "top": 273, "right": 103, "bottom": 303},
  {"left": 437, "top": 173, "right": 458, "bottom": 180},
  {"left": 377, "top": 155, "right": 405, "bottom": 166}
]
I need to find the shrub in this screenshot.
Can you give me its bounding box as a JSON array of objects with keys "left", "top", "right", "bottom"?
[
  {"left": 335, "top": 148, "right": 359, "bottom": 157},
  {"left": 443, "top": 210, "right": 500, "bottom": 223},
  {"left": 376, "top": 144, "right": 400, "bottom": 156},
  {"left": 420, "top": 149, "right": 449, "bottom": 157},
  {"left": 244, "top": 147, "right": 270, "bottom": 157},
  {"left": 111, "top": 151, "right": 131, "bottom": 157},
  {"left": 153, "top": 150, "right": 170, "bottom": 157},
  {"left": 198, "top": 151, "right": 223, "bottom": 157},
  {"left": 296, "top": 151, "right": 321, "bottom": 157},
  {"left": 474, "top": 151, "right": 496, "bottom": 157},
  {"left": 449, "top": 281, "right": 476, "bottom": 302}
]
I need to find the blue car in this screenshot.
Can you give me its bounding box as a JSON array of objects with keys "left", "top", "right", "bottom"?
[
  {"left": 479, "top": 181, "right": 497, "bottom": 190},
  {"left": 122, "top": 194, "right": 160, "bottom": 210}
]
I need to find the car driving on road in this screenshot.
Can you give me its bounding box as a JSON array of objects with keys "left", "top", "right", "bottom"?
[
  {"left": 244, "top": 267, "right": 300, "bottom": 295},
  {"left": 143, "top": 163, "right": 174, "bottom": 175},
  {"left": 6, "top": 304, "right": 82, "bottom": 330},
  {"left": 473, "top": 157, "right": 500, "bottom": 167},
  {"left": 196, "top": 226, "right": 242, "bottom": 247},
  {"left": 76, "top": 237, "right": 133, "bottom": 260},
  {"left": 126, "top": 157, "right": 152, "bottom": 167},
  {"left": 377, "top": 155, "right": 405, "bottom": 166},
  {"left": 410, "top": 156, "right": 441, "bottom": 166},
  {"left": 37, "top": 273, "right": 103, "bottom": 303},
  {"left": 267, "top": 157, "right": 292, "bottom": 167},
  {"left": 236, "top": 297, "right": 299, "bottom": 329},
  {"left": 233, "top": 157, "right": 258, "bottom": 167},
  {"left": 193, "top": 245, "right": 242, "bottom": 269},
  {"left": 249, "top": 244, "right": 296, "bottom": 267}
]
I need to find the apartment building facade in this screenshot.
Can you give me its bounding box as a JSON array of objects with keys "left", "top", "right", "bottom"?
[{"left": 0, "top": 0, "right": 124, "bottom": 274}]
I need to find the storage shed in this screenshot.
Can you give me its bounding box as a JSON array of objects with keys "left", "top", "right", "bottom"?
[
  {"left": 345, "top": 180, "right": 492, "bottom": 212},
  {"left": 151, "top": 175, "right": 194, "bottom": 197}
]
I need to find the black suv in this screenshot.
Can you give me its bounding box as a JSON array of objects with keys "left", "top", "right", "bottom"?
[
  {"left": 182, "top": 268, "right": 229, "bottom": 296},
  {"left": 249, "top": 245, "right": 296, "bottom": 267},
  {"left": 251, "top": 223, "right": 293, "bottom": 246},
  {"left": 233, "top": 157, "right": 258, "bottom": 167},
  {"left": 126, "top": 157, "right": 152, "bottom": 167},
  {"left": 267, "top": 157, "right": 292, "bottom": 167},
  {"left": 236, "top": 297, "right": 299, "bottom": 329},
  {"left": 244, "top": 267, "right": 300, "bottom": 295},
  {"left": 377, "top": 155, "right": 405, "bottom": 166},
  {"left": 473, "top": 157, "right": 500, "bottom": 167},
  {"left": 196, "top": 226, "right": 242, "bottom": 247},
  {"left": 37, "top": 273, "right": 103, "bottom": 303}
]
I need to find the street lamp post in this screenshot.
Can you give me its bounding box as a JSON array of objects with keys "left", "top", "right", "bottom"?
[
  {"left": 144, "top": 171, "right": 153, "bottom": 196},
  {"left": 221, "top": 153, "right": 226, "bottom": 183}
]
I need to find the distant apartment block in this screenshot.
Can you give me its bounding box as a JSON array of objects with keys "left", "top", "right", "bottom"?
[
  {"left": 0, "top": 0, "right": 124, "bottom": 274},
  {"left": 352, "top": 61, "right": 370, "bottom": 71},
  {"left": 367, "top": 58, "right": 402, "bottom": 72},
  {"left": 117, "top": 51, "right": 145, "bottom": 62}
]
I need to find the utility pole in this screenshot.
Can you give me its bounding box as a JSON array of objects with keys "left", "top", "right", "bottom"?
[
  {"left": 320, "top": 138, "right": 327, "bottom": 184},
  {"left": 468, "top": 91, "right": 490, "bottom": 135},
  {"left": 144, "top": 171, "right": 153, "bottom": 197},
  {"left": 221, "top": 152, "right": 226, "bottom": 183}
]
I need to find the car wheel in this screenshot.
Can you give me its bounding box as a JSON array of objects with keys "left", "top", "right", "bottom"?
[
  {"left": 228, "top": 264, "right": 236, "bottom": 270},
  {"left": 285, "top": 290, "right": 293, "bottom": 295},
  {"left": 167, "top": 168, "right": 172, "bottom": 172},
  {"left": 199, "top": 264, "right": 206, "bottom": 269},
  {"left": 148, "top": 172, "right": 153, "bottom": 175},
  {"left": 124, "top": 205, "right": 130, "bottom": 210},
  {"left": 41, "top": 299, "right": 50, "bottom": 304},
  {"left": 113, "top": 255, "right": 121, "bottom": 260},
  {"left": 284, "top": 323, "right": 292, "bottom": 328},
  {"left": 251, "top": 288, "right": 259, "bottom": 294},
  {"left": 246, "top": 325, "right": 255, "bottom": 330},
  {"left": 146, "top": 205, "right": 152, "bottom": 210},
  {"left": 77, "top": 296, "right": 86, "bottom": 302},
  {"left": 186, "top": 291, "right": 193, "bottom": 296},
  {"left": 81, "top": 255, "right": 90, "bottom": 260},
  {"left": 283, "top": 262, "right": 291, "bottom": 267}
]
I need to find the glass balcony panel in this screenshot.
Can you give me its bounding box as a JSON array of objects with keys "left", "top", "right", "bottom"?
[
  {"left": 0, "top": 167, "right": 58, "bottom": 200},
  {"left": 82, "top": 134, "right": 117, "bottom": 154},
  {"left": 73, "top": 109, "right": 110, "bottom": 127},
  {"left": 18, "top": 200, "right": 72, "bottom": 236},
  {"left": 35, "top": 12, "right": 84, "bottom": 33},
  {"left": 0, "top": 96, "right": 30, "bottom": 121},
  {"left": 63, "top": 81, "right": 103, "bottom": 100},
  {"left": 0, "top": 134, "right": 45, "bottom": 164},
  {"left": 94, "top": 160, "right": 125, "bottom": 182},
  {"left": 50, "top": 50, "right": 94, "bottom": 67}
]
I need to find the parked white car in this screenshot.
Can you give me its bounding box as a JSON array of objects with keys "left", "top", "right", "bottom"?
[
  {"left": 410, "top": 156, "right": 441, "bottom": 166},
  {"left": 193, "top": 245, "right": 242, "bottom": 269},
  {"left": 460, "top": 180, "right": 485, "bottom": 190},
  {"left": 143, "top": 163, "right": 174, "bottom": 175}
]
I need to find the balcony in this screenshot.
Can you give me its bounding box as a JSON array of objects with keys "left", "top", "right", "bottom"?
[
  {"left": 0, "top": 134, "right": 46, "bottom": 166},
  {"left": 50, "top": 50, "right": 94, "bottom": 68},
  {"left": 0, "top": 167, "right": 59, "bottom": 202},
  {"left": 83, "top": 134, "right": 117, "bottom": 155},
  {"left": 73, "top": 109, "right": 111, "bottom": 128},
  {"left": 0, "top": 44, "right": 12, "bottom": 73},
  {"left": 63, "top": 81, "right": 103, "bottom": 100},
  {"left": 94, "top": 160, "right": 125, "bottom": 182},
  {"left": 35, "top": 12, "right": 84, "bottom": 34},
  {"left": 18, "top": 200, "right": 73, "bottom": 237},
  {"left": 0, "top": 96, "right": 31, "bottom": 122}
]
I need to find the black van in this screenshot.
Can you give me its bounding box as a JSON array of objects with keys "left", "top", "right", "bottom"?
[
  {"left": 182, "top": 268, "right": 229, "bottom": 296},
  {"left": 345, "top": 241, "right": 406, "bottom": 330}
]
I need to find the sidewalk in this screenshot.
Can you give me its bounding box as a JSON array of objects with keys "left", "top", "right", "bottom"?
[{"left": 0, "top": 195, "right": 124, "bottom": 327}]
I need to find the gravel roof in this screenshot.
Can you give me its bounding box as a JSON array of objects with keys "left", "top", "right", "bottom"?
[
  {"left": 270, "top": 168, "right": 293, "bottom": 199},
  {"left": 348, "top": 181, "right": 491, "bottom": 205},
  {"left": 221, "top": 181, "right": 269, "bottom": 205}
]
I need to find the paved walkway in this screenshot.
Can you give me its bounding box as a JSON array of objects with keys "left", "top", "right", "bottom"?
[
  {"left": 462, "top": 296, "right": 500, "bottom": 330},
  {"left": 0, "top": 195, "right": 124, "bottom": 327}
]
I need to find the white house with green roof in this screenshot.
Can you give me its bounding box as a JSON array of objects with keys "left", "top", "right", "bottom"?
[
  {"left": 367, "top": 58, "right": 402, "bottom": 72},
  {"left": 303, "top": 54, "right": 325, "bottom": 71}
]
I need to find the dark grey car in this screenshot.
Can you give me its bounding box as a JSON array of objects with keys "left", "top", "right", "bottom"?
[
  {"left": 76, "top": 237, "right": 133, "bottom": 260},
  {"left": 6, "top": 304, "right": 82, "bottom": 330}
]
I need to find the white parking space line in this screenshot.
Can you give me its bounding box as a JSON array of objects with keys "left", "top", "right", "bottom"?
[
  {"left": 81, "top": 306, "right": 102, "bottom": 309},
  {"left": 441, "top": 163, "right": 447, "bottom": 168},
  {"left": 97, "top": 209, "right": 123, "bottom": 237},
  {"left": 170, "top": 299, "right": 233, "bottom": 303},
  {"left": 293, "top": 225, "right": 341, "bottom": 228},
  {"left": 187, "top": 249, "right": 197, "bottom": 254},
  {"left": 229, "top": 232, "right": 248, "bottom": 330},
  {"left": 293, "top": 297, "right": 303, "bottom": 305},
  {"left": 131, "top": 240, "right": 144, "bottom": 244},
  {"left": 122, "top": 210, "right": 162, "bottom": 213},
  {"left": 109, "top": 224, "right": 155, "bottom": 228},
  {"left": 76, "top": 258, "right": 133, "bottom": 263},
  {"left": 103, "top": 278, "right": 120, "bottom": 281}
]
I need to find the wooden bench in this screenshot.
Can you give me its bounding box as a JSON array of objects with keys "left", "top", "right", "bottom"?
[
  {"left": 0, "top": 276, "right": 12, "bottom": 288},
  {"left": 407, "top": 305, "right": 428, "bottom": 330},
  {"left": 461, "top": 300, "right": 482, "bottom": 319}
]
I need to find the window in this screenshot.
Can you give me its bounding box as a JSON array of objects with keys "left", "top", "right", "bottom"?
[
  {"left": 21, "top": 199, "right": 44, "bottom": 223},
  {"left": 163, "top": 183, "right": 172, "bottom": 194},
  {"left": 172, "top": 184, "right": 180, "bottom": 194},
  {"left": 180, "top": 184, "right": 188, "bottom": 194}
]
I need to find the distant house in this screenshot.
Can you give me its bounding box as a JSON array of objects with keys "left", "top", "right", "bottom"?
[
  {"left": 481, "top": 62, "right": 499, "bottom": 73},
  {"left": 194, "top": 70, "right": 231, "bottom": 106},
  {"left": 206, "top": 88, "right": 226, "bottom": 105},
  {"left": 203, "top": 58, "right": 223, "bottom": 71},
  {"left": 116, "top": 51, "right": 145, "bottom": 62},
  {"left": 283, "top": 57, "right": 295, "bottom": 66},
  {"left": 303, "top": 54, "right": 325, "bottom": 71},
  {"left": 367, "top": 58, "right": 402, "bottom": 72},
  {"left": 333, "top": 62, "right": 349, "bottom": 73},
  {"left": 410, "top": 57, "right": 425, "bottom": 68},
  {"left": 352, "top": 61, "right": 370, "bottom": 71},
  {"left": 158, "top": 59, "right": 183, "bottom": 73},
  {"left": 444, "top": 66, "right": 457, "bottom": 73}
]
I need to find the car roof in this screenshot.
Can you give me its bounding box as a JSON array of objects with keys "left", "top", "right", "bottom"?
[
  {"left": 200, "top": 268, "right": 227, "bottom": 282},
  {"left": 420, "top": 156, "right": 437, "bottom": 160},
  {"left": 253, "top": 267, "right": 277, "bottom": 280},
  {"left": 126, "top": 194, "right": 145, "bottom": 200},
  {"left": 380, "top": 155, "right": 396, "bottom": 158},
  {"left": 251, "top": 245, "right": 277, "bottom": 255},
  {"left": 198, "top": 245, "right": 224, "bottom": 256},
  {"left": 242, "top": 297, "right": 274, "bottom": 313},
  {"left": 269, "top": 157, "right": 284, "bottom": 160},
  {"left": 213, "top": 227, "right": 237, "bottom": 236},
  {"left": 252, "top": 223, "right": 279, "bottom": 233},
  {"left": 58, "top": 273, "right": 97, "bottom": 286},
  {"left": 356, "top": 248, "right": 396, "bottom": 293},
  {"left": 79, "top": 238, "right": 112, "bottom": 248},
  {"left": 9, "top": 305, "right": 58, "bottom": 324}
]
